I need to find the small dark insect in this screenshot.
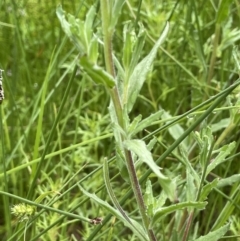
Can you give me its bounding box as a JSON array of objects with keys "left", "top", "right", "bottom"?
[
  {"left": 0, "top": 69, "right": 4, "bottom": 104},
  {"left": 90, "top": 217, "right": 103, "bottom": 225}
]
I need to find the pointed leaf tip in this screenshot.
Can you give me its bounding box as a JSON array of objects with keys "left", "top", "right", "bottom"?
[{"left": 127, "top": 22, "right": 169, "bottom": 113}]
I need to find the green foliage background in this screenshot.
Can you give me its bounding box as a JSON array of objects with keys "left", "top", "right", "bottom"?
[{"left": 0, "top": 0, "right": 240, "bottom": 240}]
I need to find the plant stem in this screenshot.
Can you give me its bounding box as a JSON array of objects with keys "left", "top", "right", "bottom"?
[
  {"left": 100, "top": 0, "right": 115, "bottom": 77},
  {"left": 124, "top": 150, "right": 152, "bottom": 232},
  {"left": 100, "top": 0, "right": 124, "bottom": 128},
  {"left": 100, "top": 0, "right": 156, "bottom": 239},
  {"left": 181, "top": 212, "right": 194, "bottom": 241}
]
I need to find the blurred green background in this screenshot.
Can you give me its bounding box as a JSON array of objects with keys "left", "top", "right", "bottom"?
[{"left": 1, "top": 0, "right": 240, "bottom": 240}]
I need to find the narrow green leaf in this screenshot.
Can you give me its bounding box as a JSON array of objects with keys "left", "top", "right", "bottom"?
[
  {"left": 211, "top": 118, "right": 230, "bottom": 132},
  {"left": 233, "top": 46, "right": 240, "bottom": 73},
  {"left": 56, "top": 5, "right": 85, "bottom": 52},
  {"left": 147, "top": 137, "right": 157, "bottom": 152},
  {"left": 103, "top": 159, "right": 124, "bottom": 212},
  {"left": 84, "top": 6, "right": 96, "bottom": 44},
  {"left": 158, "top": 176, "right": 178, "bottom": 202},
  {"left": 156, "top": 192, "right": 167, "bottom": 209},
  {"left": 206, "top": 142, "right": 235, "bottom": 175},
  {"left": 123, "top": 139, "right": 167, "bottom": 180},
  {"left": 34, "top": 191, "right": 60, "bottom": 204},
  {"left": 80, "top": 56, "right": 115, "bottom": 88},
  {"left": 192, "top": 131, "right": 204, "bottom": 149},
  {"left": 127, "top": 114, "right": 142, "bottom": 136},
  {"left": 116, "top": 146, "right": 130, "bottom": 183},
  {"left": 199, "top": 135, "right": 211, "bottom": 168},
  {"left": 179, "top": 144, "right": 200, "bottom": 184},
  {"left": 114, "top": 55, "right": 125, "bottom": 82},
  {"left": 32, "top": 48, "right": 55, "bottom": 173},
  {"left": 103, "top": 159, "right": 147, "bottom": 240},
  {"left": 128, "top": 24, "right": 146, "bottom": 77},
  {"left": 217, "top": 174, "right": 240, "bottom": 188},
  {"left": 151, "top": 201, "right": 207, "bottom": 227},
  {"left": 186, "top": 169, "right": 196, "bottom": 202},
  {"left": 127, "top": 22, "right": 169, "bottom": 113},
  {"left": 162, "top": 111, "right": 188, "bottom": 149},
  {"left": 79, "top": 185, "right": 148, "bottom": 241},
  {"left": 230, "top": 97, "right": 240, "bottom": 124},
  {"left": 193, "top": 223, "right": 230, "bottom": 241},
  {"left": 199, "top": 178, "right": 219, "bottom": 202},
  {"left": 212, "top": 186, "right": 239, "bottom": 230},
  {"left": 144, "top": 180, "right": 154, "bottom": 217},
  {"left": 113, "top": 55, "right": 125, "bottom": 102},
  {"left": 88, "top": 36, "right": 99, "bottom": 63},
  {"left": 56, "top": 5, "right": 72, "bottom": 38},
  {"left": 110, "top": 0, "right": 126, "bottom": 31},
  {"left": 216, "top": 0, "right": 232, "bottom": 24},
  {"left": 122, "top": 24, "right": 135, "bottom": 72},
  {"left": 108, "top": 102, "right": 122, "bottom": 144},
  {"left": 131, "top": 110, "right": 163, "bottom": 137}
]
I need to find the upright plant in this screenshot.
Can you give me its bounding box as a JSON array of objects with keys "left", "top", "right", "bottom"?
[
  {"left": 56, "top": 1, "right": 240, "bottom": 241},
  {"left": 57, "top": 1, "right": 174, "bottom": 239}
]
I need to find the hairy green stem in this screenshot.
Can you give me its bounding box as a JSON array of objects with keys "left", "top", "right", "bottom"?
[
  {"left": 100, "top": 0, "right": 115, "bottom": 77},
  {"left": 124, "top": 150, "right": 153, "bottom": 235},
  {"left": 100, "top": 0, "right": 156, "bottom": 239},
  {"left": 100, "top": 0, "right": 124, "bottom": 127}
]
